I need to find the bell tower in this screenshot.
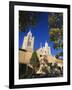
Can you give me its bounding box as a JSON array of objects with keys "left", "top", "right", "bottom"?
[
  {"left": 44, "top": 41, "right": 51, "bottom": 55},
  {"left": 22, "top": 30, "right": 34, "bottom": 52}
]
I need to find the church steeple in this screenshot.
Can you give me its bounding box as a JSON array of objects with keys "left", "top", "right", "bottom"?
[
  {"left": 27, "top": 30, "right": 32, "bottom": 37},
  {"left": 22, "top": 30, "right": 34, "bottom": 52},
  {"left": 45, "top": 41, "right": 48, "bottom": 48}
]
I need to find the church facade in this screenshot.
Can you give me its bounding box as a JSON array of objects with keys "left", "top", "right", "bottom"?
[{"left": 19, "top": 31, "right": 63, "bottom": 68}]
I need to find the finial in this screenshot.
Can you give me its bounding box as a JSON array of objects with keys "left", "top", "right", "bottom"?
[
  {"left": 45, "top": 41, "right": 48, "bottom": 47},
  {"left": 28, "top": 29, "right": 32, "bottom": 36}
]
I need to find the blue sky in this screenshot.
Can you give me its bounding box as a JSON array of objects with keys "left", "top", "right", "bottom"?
[{"left": 19, "top": 12, "right": 62, "bottom": 56}]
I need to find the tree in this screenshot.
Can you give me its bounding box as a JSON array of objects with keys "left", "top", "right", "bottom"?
[
  {"left": 30, "top": 52, "right": 40, "bottom": 73},
  {"left": 19, "top": 63, "right": 34, "bottom": 79},
  {"left": 56, "top": 52, "right": 63, "bottom": 59},
  {"left": 49, "top": 28, "right": 63, "bottom": 49},
  {"left": 48, "top": 13, "right": 63, "bottom": 58},
  {"left": 48, "top": 13, "right": 63, "bottom": 29},
  {"left": 19, "top": 11, "right": 37, "bottom": 32}
]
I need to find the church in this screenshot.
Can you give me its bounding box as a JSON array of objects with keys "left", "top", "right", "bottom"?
[{"left": 19, "top": 30, "right": 63, "bottom": 69}]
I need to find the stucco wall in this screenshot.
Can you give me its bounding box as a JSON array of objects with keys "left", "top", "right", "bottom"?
[{"left": 19, "top": 49, "right": 32, "bottom": 64}]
